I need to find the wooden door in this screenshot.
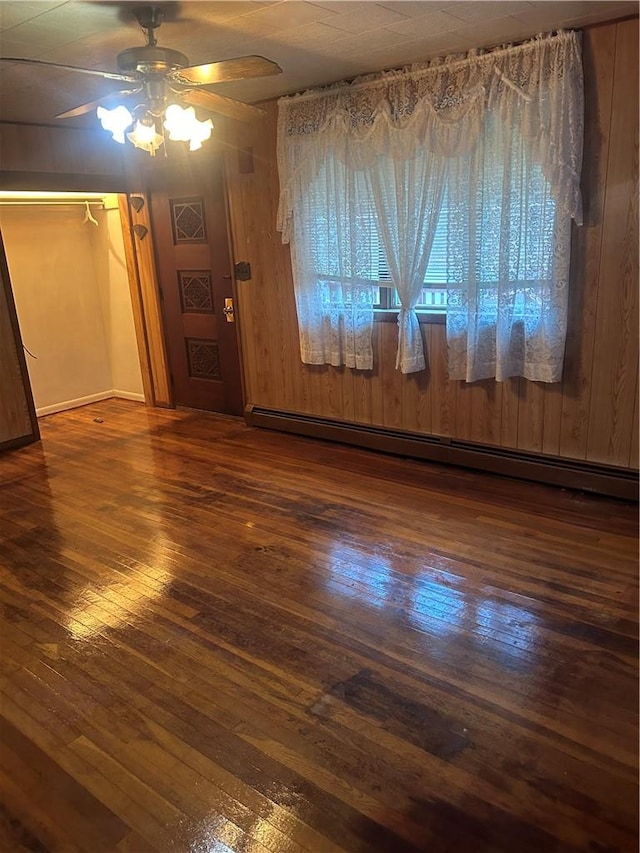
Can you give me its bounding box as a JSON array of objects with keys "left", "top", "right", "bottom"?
[
  {"left": 150, "top": 158, "right": 243, "bottom": 415},
  {"left": 0, "top": 230, "right": 39, "bottom": 449}
]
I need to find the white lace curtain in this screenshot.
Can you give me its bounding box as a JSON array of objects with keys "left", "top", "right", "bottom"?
[
  {"left": 368, "top": 151, "right": 446, "bottom": 373},
  {"left": 289, "top": 159, "right": 377, "bottom": 368},
  {"left": 277, "top": 31, "right": 583, "bottom": 380}
]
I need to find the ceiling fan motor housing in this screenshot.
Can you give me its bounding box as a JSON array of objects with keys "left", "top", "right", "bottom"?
[{"left": 117, "top": 46, "right": 189, "bottom": 75}]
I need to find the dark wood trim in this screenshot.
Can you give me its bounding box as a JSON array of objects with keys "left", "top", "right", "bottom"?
[
  {"left": 0, "top": 172, "right": 127, "bottom": 193},
  {"left": 0, "top": 119, "right": 94, "bottom": 131},
  {"left": 245, "top": 405, "right": 639, "bottom": 500},
  {"left": 0, "top": 230, "right": 39, "bottom": 448},
  {"left": 373, "top": 310, "right": 400, "bottom": 323},
  {"left": 374, "top": 310, "right": 446, "bottom": 325},
  {"left": 117, "top": 194, "right": 155, "bottom": 407},
  {"left": 0, "top": 432, "right": 41, "bottom": 452},
  {"left": 123, "top": 192, "right": 173, "bottom": 407}
]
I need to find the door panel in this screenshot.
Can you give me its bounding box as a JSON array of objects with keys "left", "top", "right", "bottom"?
[
  {"left": 0, "top": 230, "right": 39, "bottom": 448},
  {"left": 150, "top": 159, "right": 243, "bottom": 415}
]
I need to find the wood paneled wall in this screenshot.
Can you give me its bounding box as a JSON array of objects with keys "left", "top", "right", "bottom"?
[
  {"left": 224, "top": 18, "right": 639, "bottom": 471},
  {"left": 0, "top": 122, "right": 128, "bottom": 191}
]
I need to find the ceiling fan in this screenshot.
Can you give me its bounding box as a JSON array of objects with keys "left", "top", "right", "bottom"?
[{"left": 0, "top": 4, "right": 282, "bottom": 154}]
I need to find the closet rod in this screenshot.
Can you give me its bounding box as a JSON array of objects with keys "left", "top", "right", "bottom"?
[{"left": 0, "top": 200, "right": 106, "bottom": 207}]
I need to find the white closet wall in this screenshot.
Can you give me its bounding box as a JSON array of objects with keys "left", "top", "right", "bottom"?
[{"left": 0, "top": 199, "right": 143, "bottom": 416}]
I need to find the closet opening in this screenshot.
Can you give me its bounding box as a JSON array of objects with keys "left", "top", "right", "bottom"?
[{"left": 0, "top": 191, "right": 147, "bottom": 418}]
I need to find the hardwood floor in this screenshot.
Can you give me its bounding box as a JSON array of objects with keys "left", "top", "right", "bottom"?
[{"left": 0, "top": 399, "right": 637, "bottom": 853}]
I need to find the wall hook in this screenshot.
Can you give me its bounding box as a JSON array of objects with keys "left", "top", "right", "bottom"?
[{"left": 133, "top": 224, "right": 148, "bottom": 240}]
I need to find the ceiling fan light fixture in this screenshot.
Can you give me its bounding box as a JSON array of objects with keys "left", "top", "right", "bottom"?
[
  {"left": 3, "top": 4, "right": 280, "bottom": 142},
  {"left": 127, "top": 117, "right": 164, "bottom": 156},
  {"left": 163, "top": 103, "right": 196, "bottom": 141},
  {"left": 96, "top": 104, "right": 133, "bottom": 144},
  {"left": 164, "top": 103, "right": 213, "bottom": 150},
  {"left": 188, "top": 117, "right": 213, "bottom": 151}
]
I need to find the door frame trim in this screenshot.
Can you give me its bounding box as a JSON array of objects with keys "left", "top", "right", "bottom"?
[
  {"left": 220, "top": 156, "right": 248, "bottom": 413},
  {"left": 118, "top": 192, "right": 173, "bottom": 408}
]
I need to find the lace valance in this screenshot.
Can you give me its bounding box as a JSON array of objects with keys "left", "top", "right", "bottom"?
[{"left": 277, "top": 30, "right": 584, "bottom": 243}]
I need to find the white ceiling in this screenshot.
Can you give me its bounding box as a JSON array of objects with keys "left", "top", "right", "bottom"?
[{"left": 0, "top": 0, "right": 636, "bottom": 126}]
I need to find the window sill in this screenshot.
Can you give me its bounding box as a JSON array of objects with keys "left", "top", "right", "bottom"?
[{"left": 374, "top": 310, "right": 446, "bottom": 325}]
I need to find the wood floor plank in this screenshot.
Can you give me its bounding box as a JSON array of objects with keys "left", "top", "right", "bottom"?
[
  {"left": 0, "top": 718, "right": 130, "bottom": 851},
  {"left": 0, "top": 400, "right": 637, "bottom": 852}
]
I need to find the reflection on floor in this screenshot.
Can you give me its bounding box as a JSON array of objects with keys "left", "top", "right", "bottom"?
[{"left": 0, "top": 399, "right": 637, "bottom": 852}]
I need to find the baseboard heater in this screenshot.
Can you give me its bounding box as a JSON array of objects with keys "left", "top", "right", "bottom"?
[{"left": 245, "top": 405, "right": 638, "bottom": 501}]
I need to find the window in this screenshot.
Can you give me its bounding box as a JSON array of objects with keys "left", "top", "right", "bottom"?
[
  {"left": 374, "top": 188, "right": 449, "bottom": 313},
  {"left": 278, "top": 30, "right": 582, "bottom": 377}
]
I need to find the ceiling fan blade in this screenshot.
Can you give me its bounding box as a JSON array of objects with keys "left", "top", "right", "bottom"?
[
  {"left": 180, "top": 89, "right": 265, "bottom": 121},
  {"left": 56, "top": 89, "right": 144, "bottom": 120},
  {"left": 0, "top": 57, "right": 140, "bottom": 83},
  {"left": 180, "top": 88, "right": 265, "bottom": 123},
  {"left": 170, "top": 55, "right": 282, "bottom": 86}
]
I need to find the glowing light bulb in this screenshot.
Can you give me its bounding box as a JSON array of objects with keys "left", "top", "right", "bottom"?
[
  {"left": 188, "top": 117, "right": 213, "bottom": 151},
  {"left": 163, "top": 104, "right": 213, "bottom": 150},
  {"left": 127, "top": 119, "right": 164, "bottom": 156},
  {"left": 164, "top": 104, "right": 196, "bottom": 141},
  {"left": 96, "top": 105, "right": 133, "bottom": 144}
]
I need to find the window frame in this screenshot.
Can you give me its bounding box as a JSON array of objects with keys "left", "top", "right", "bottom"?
[{"left": 373, "top": 284, "right": 447, "bottom": 325}]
